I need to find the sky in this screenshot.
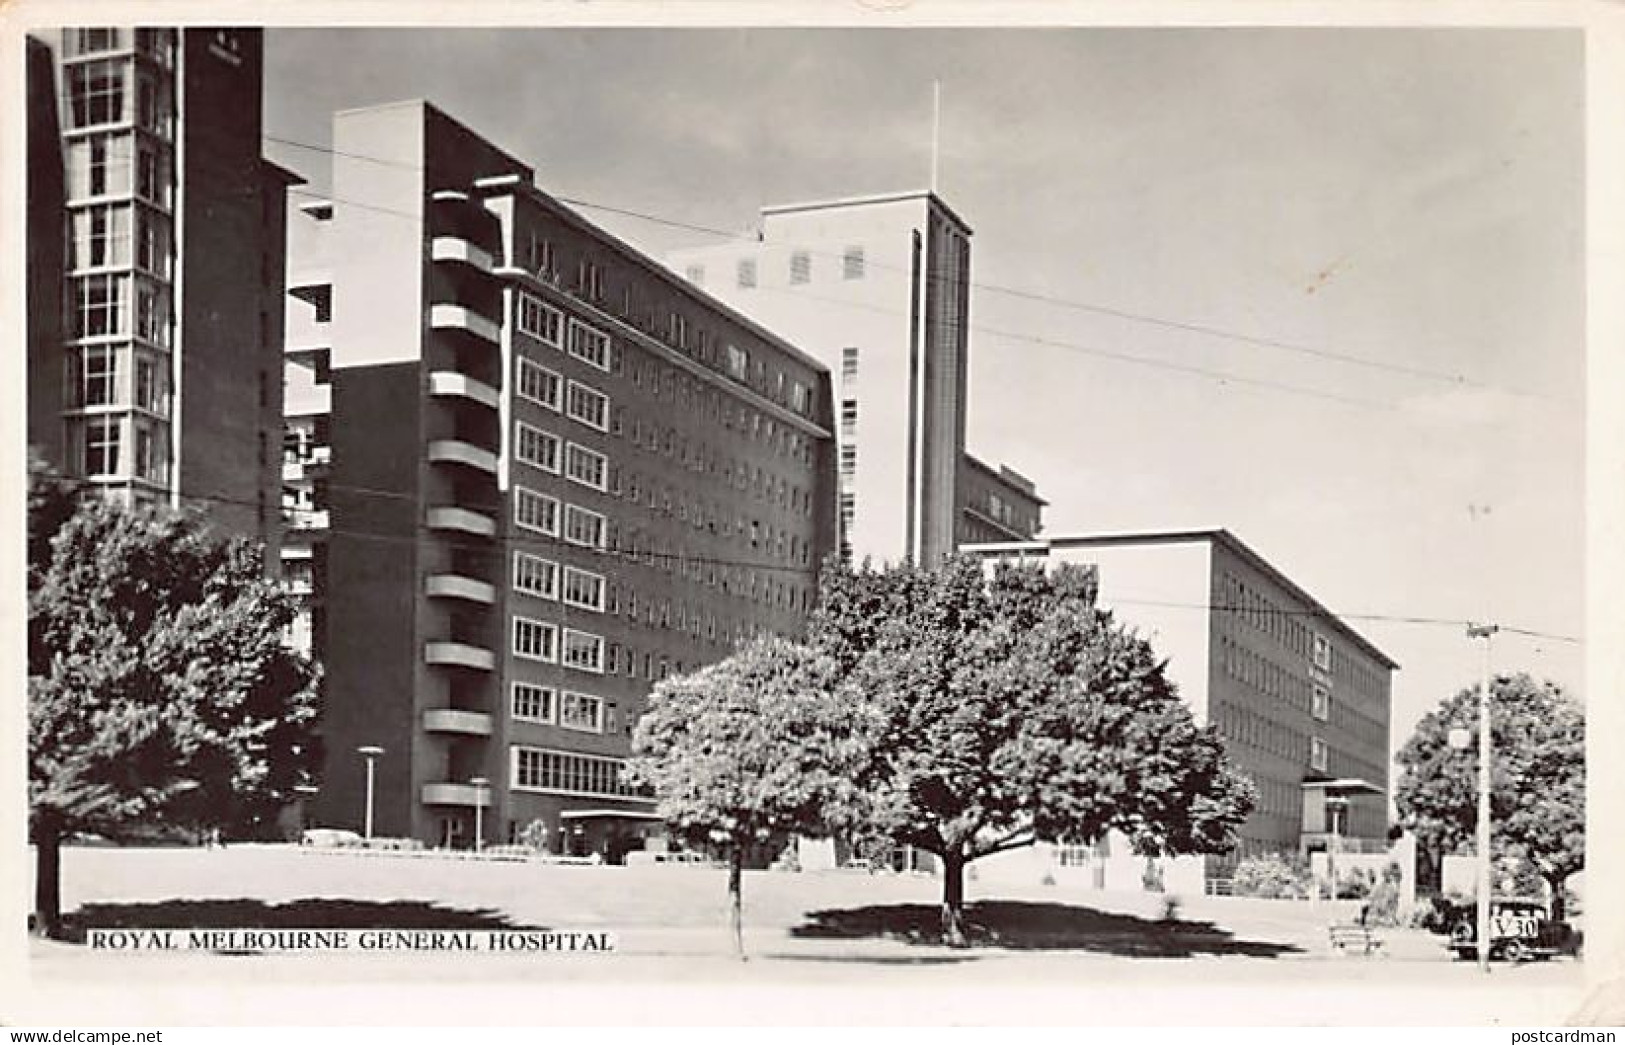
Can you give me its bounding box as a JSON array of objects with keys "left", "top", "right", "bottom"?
[{"left": 263, "top": 26, "right": 1586, "bottom": 757}]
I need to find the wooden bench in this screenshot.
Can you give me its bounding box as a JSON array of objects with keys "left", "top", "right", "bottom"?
[{"left": 1328, "top": 923, "right": 1385, "bottom": 955}]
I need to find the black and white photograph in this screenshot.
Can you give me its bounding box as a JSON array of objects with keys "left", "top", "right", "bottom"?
[{"left": 6, "top": 0, "right": 1623, "bottom": 1032}]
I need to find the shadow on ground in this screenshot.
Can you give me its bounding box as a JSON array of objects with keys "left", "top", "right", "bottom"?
[
  {"left": 51, "top": 898, "right": 538, "bottom": 944},
  {"left": 793, "top": 901, "right": 1303, "bottom": 958}
]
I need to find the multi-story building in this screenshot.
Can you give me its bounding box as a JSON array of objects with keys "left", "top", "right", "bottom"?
[
  {"left": 26, "top": 27, "right": 295, "bottom": 554},
  {"left": 667, "top": 191, "right": 1043, "bottom": 565},
  {"left": 965, "top": 529, "right": 1396, "bottom": 892},
  {"left": 301, "top": 101, "right": 838, "bottom": 855}
]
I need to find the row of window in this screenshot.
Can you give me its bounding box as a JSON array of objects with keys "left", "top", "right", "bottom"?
[
  {"left": 699, "top": 244, "right": 866, "bottom": 292},
  {"left": 511, "top": 552, "right": 606, "bottom": 612},
  {"left": 513, "top": 617, "right": 606, "bottom": 674},
  {"left": 72, "top": 414, "right": 168, "bottom": 483},
  {"left": 510, "top": 682, "right": 607, "bottom": 733},
  {"left": 621, "top": 355, "right": 818, "bottom": 470},
  {"left": 511, "top": 745, "right": 645, "bottom": 799},
  {"left": 515, "top": 356, "right": 610, "bottom": 431},
  {"left": 65, "top": 344, "right": 169, "bottom": 413},
  {"left": 514, "top": 279, "right": 819, "bottom": 425},
  {"left": 68, "top": 202, "right": 172, "bottom": 277},
  {"left": 1215, "top": 571, "right": 1336, "bottom": 669},
  {"left": 63, "top": 58, "right": 172, "bottom": 136},
  {"left": 514, "top": 486, "right": 606, "bottom": 548},
  {"left": 514, "top": 423, "right": 608, "bottom": 492}
]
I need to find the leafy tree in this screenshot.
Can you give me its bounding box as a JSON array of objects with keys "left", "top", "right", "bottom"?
[
  {"left": 811, "top": 555, "right": 1256, "bottom": 945},
  {"left": 627, "top": 635, "right": 876, "bottom": 957},
  {"left": 28, "top": 490, "right": 320, "bottom": 937},
  {"left": 1394, "top": 673, "right": 1584, "bottom": 920}
]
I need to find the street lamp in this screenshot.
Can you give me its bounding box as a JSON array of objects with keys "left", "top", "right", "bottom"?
[
  {"left": 1463, "top": 623, "right": 1498, "bottom": 973},
  {"left": 1325, "top": 794, "right": 1348, "bottom": 904},
  {"left": 357, "top": 745, "right": 384, "bottom": 840},
  {"left": 470, "top": 776, "right": 490, "bottom": 853}
]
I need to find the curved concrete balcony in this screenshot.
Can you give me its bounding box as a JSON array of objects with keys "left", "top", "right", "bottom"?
[
  {"left": 426, "top": 573, "right": 496, "bottom": 604},
  {"left": 428, "top": 370, "right": 499, "bottom": 410},
  {"left": 424, "top": 641, "right": 496, "bottom": 672},
  {"left": 431, "top": 236, "right": 496, "bottom": 274},
  {"left": 426, "top": 506, "right": 496, "bottom": 537},
  {"left": 427, "top": 439, "right": 498, "bottom": 475},
  {"left": 422, "top": 708, "right": 494, "bottom": 736},
  {"left": 429, "top": 303, "right": 500, "bottom": 345},
  {"left": 421, "top": 782, "right": 493, "bottom": 807}
]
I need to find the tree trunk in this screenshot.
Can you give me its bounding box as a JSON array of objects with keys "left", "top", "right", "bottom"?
[
  {"left": 1546, "top": 873, "right": 1567, "bottom": 923},
  {"left": 728, "top": 843, "right": 745, "bottom": 960},
  {"left": 34, "top": 820, "right": 63, "bottom": 939},
  {"left": 940, "top": 851, "right": 967, "bottom": 947}
]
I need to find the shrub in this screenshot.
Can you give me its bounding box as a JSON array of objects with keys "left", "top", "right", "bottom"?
[
  {"left": 518, "top": 819, "right": 550, "bottom": 853},
  {"left": 1231, "top": 853, "right": 1312, "bottom": 899},
  {"left": 1363, "top": 863, "right": 1403, "bottom": 926}
]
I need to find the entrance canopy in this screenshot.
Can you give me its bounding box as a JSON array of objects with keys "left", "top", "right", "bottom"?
[
  {"left": 1300, "top": 777, "right": 1384, "bottom": 798},
  {"left": 558, "top": 809, "right": 665, "bottom": 821}
]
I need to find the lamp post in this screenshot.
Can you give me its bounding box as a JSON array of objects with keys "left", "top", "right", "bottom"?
[
  {"left": 470, "top": 776, "right": 490, "bottom": 853},
  {"left": 292, "top": 783, "right": 319, "bottom": 833},
  {"left": 1465, "top": 623, "right": 1498, "bottom": 973},
  {"left": 357, "top": 745, "right": 384, "bottom": 840},
  {"left": 1325, "top": 794, "right": 1348, "bottom": 906}
]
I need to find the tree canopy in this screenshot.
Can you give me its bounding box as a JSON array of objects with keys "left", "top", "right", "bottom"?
[
  {"left": 627, "top": 634, "right": 875, "bottom": 955},
  {"left": 810, "top": 555, "right": 1256, "bottom": 943},
  {"left": 1394, "top": 672, "right": 1584, "bottom": 918},
  {"left": 28, "top": 479, "right": 320, "bottom": 936}
]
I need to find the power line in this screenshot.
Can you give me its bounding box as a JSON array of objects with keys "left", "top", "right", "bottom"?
[
  {"left": 277, "top": 183, "right": 1400, "bottom": 412},
  {"left": 37, "top": 473, "right": 1583, "bottom": 644},
  {"left": 262, "top": 132, "right": 1501, "bottom": 394}
]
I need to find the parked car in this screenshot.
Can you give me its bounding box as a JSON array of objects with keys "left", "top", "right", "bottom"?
[
  {"left": 625, "top": 849, "right": 710, "bottom": 867},
  {"left": 300, "top": 827, "right": 363, "bottom": 848},
  {"left": 1447, "top": 897, "right": 1574, "bottom": 962}
]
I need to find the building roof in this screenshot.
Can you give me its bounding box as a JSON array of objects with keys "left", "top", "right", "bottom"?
[
  {"left": 962, "top": 452, "right": 1048, "bottom": 506},
  {"left": 964, "top": 527, "right": 1401, "bottom": 671},
  {"left": 761, "top": 189, "right": 974, "bottom": 239}
]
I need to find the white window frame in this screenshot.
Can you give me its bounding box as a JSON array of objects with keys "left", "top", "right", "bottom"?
[
  {"left": 567, "top": 318, "right": 610, "bottom": 371},
  {"left": 559, "top": 691, "right": 605, "bottom": 732},
  {"left": 513, "top": 616, "right": 558, "bottom": 663},
  {"left": 564, "top": 442, "right": 608, "bottom": 491},
  {"left": 515, "top": 421, "right": 561, "bottom": 473},
  {"left": 562, "top": 566, "right": 606, "bottom": 612},
  {"left": 511, "top": 682, "right": 556, "bottom": 724},
  {"left": 1312, "top": 633, "right": 1332, "bottom": 671},
  {"left": 564, "top": 504, "right": 606, "bottom": 548},
  {"left": 1311, "top": 683, "right": 1330, "bottom": 722},
  {"left": 564, "top": 380, "right": 609, "bottom": 432},
  {"left": 1309, "top": 736, "right": 1329, "bottom": 773},
  {"left": 514, "top": 486, "right": 559, "bottom": 536},
  {"left": 562, "top": 630, "right": 605, "bottom": 674},
  {"left": 516, "top": 292, "right": 563, "bottom": 348},
  {"left": 517, "top": 356, "right": 563, "bottom": 411},
  {"left": 511, "top": 746, "right": 634, "bottom": 797},
  {"left": 512, "top": 551, "right": 558, "bottom": 600}
]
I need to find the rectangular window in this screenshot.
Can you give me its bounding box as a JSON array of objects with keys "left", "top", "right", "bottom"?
[
  {"left": 513, "top": 486, "right": 559, "bottom": 535},
  {"left": 511, "top": 682, "right": 556, "bottom": 724},
  {"left": 564, "top": 504, "right": 605, "bottom": 548},
  {"left": 515, "top": 422, "right": 560, "bottom": 473},
  {"left": 564, "top": 381, "right": 609, "bottom": 431},
  {"left": 135, "top": 356, "right": 160, "bottom": 413},
  {"left": 81, "top": 345, "right": 118, "bottom": 406},
  {"left": 842, "top": 245, "right": 865, "bottom": 280},
  {"left": 562, "top": 566, "right": 605, "bottom": 612},
  {"left": 562, "top": 630, "right": 604, "bottom": 674},
  {"left": 559, "top": 691, "right": 604, "bottom": 731},
  {"left": 135, "top": 213, "right": 169, "bottom": 278},
  {"left": 1312, "top": 633, "right": 1332, "bottom": 671},
  {"left": 1311, "top": 684, "right": 1330, "bottom": 722},
  {"left": 513, "top": 616, "right": 558, "bottom": 662},
  {"left": 135, "top": 282, "right": 166, "bottom": 345},
  {"left": 66, "top": 59, "right": 130, "bottom": 129},
  {"left": 567, "top": 319, "right": 610, "bottom": 370},
  {"left": 512, "top": 552, "right": 558, "bottom": 600},
  {"left": 725, "top": 344, "right": 749, "bottom": 380},
  {"left": 67, "top": 134, "right": 132, "bottom": 201},
  {"left": 1309, "top": 736, "right": 1328, "bottom": 773},
  {"left": 517, "top": 357, "right": 562, "bottom": 410},
  {"left": 84, "top": 417, "right": 120, "bottom": 475},
  {"left": 526, "top": 234, "right": 554, "bottom": 278},
  {"left": 667, "top": 312, "right": 688, "bottom": 349},
  {"left": 564, "top": 443, "right": 607, "bottom": 491},
  {"left": 71, "top": 204, "right": 132, "bottom": 270},
  {"left": 75, "top": 273, "right": 127, "bottom": 338},
  {"left": 512, "top": 747, "right": 636, "bottom": 797},
  {"left": 736, "top": 258, "right": 757, "bottom": 289},
  {"left": 789, "top": 250, "right": 811, "bottom": 285},
  {"left": 516, "top": 293, "right": 563, "bottom": 347},
  {"left": 136, "top": 146, "right": 167, "bottom": 207}
]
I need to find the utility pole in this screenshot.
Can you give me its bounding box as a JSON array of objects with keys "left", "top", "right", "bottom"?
[{"left": 1467, "top": 622, "right": 1498, "bottom": 973}]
